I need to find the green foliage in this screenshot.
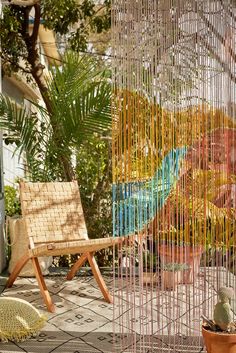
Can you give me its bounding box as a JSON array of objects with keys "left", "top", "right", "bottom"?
[
  {"left": 42, "top": 0, "right": 80, "bottom": 35},
  {"left": 4, "top": 185, "right": 21, "bottom": 217},
  {"left": 69, "top": 26, "right": 89, "bottom": 52},
  {"left": 0, "top": 0, "right": 111, "bottom": 75},
  {"left": 143, "top": 250, "right": 158, "bottom": 271},
  {"left": 91, "top": 9, "right": 111, "bottom": 34},
  {"left": 55, "top": 135, "right": 113, "bottom": 267},
  {"left": 68, "top": 0, "right": 111, "bottom": 52},
  {"left": 0, "top": 52, "right": 112, "bottom": 182},
  {"left": 76, "top": 135, "right": 113, "bottom": 266},
  {"left": 0, "top": 6, "right": 27, "bottom": 73},
  {"left": 161, "top": 263, "right": 190, "bottom": 272},
  {"left": 80, "top": 0, "right": 95, "bottom": 18},
  {"left": 76, "top": 136, "right": 110, "bottom": 203}
]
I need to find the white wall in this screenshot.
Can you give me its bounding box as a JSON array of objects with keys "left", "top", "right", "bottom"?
[
  {"left": 3, "top": 145, "right": 25, "bottom": 186},
  {"left": 2, "top": 78, "right": 26, "bottom": 187},
  {"left": 0, "top": 77, "right": 27, "bottom": 272}
]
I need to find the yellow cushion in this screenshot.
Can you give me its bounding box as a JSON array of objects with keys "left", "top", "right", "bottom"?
[{"left": 0, "top": 297, "right": 46, "bottom": 342}]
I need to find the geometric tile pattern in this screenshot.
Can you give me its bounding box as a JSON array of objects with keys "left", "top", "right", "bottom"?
[
  {"left": 113, "top": 266, "right": 235, "bottom": 352},
  {"left": 0, "top": 269, "right": 216, "bottom": 352},
  {"left": 0, "top": 273, "right": 122, "bottom": 353}
]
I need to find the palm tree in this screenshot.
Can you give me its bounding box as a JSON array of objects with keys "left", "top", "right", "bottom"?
[{"left": 0, "top": 51, "right": 112, "bottom": 181}]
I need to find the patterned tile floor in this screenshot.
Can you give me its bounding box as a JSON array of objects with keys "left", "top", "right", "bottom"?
[{"left": 0, "top": 267, "right": 226, "bottom": 353}]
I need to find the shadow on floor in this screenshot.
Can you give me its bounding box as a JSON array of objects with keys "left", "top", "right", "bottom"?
[{"left": 0, "top": 272, "right": 206, "bottom": 353}]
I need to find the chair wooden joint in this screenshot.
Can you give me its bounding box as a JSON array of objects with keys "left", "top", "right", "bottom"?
[{"left": 47, "top": 244, "right": 55, "bottom": 250}]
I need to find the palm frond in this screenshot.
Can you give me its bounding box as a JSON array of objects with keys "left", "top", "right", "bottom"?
[
  {"left": 1, "top": 52, "right": 112, "bottom": 181},
  {"left": 0, "top": 95, "right": 47, "bottom": 159}
]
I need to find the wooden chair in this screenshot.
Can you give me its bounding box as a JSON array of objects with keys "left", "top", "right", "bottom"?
[{"left": 6, "top": 181, "right": 122, "bottom": 312}]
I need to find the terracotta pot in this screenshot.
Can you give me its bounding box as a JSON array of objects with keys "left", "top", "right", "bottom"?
[
  {"left": 162, "top": 270, "right": 180, "bottom": 290},
  {"left": 142, "top": 272, "right": 158, "bottom": 285},
  {"left": 158, "top": 244, "right": 203, "bottom": 284},
  {"left": 202, "top": 326, "right": 236, "bottom": 353}
]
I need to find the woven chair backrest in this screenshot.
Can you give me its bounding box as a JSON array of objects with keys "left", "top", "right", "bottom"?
[{"left": 20, "top": 181, "right": 88, "bottom": 246}]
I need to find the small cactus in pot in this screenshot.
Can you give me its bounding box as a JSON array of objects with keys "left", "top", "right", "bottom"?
[
  {"left": 202, "top": 286, "right": 236, "bottom": 353},
  {"left": 213, "top": 287, "right": 235, "bottom": 332}
]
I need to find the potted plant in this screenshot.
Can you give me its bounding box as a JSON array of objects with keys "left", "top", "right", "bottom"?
[
  {"left": 202, "top": 286, "right": 236, "bottom": 353},
  {"left": 154, "top": 185, "right": 229, "bottom": 284},
  {"left": 156, "top": 226, "right": 203, "bottom": 284},
  {"left": 149, "top": 189, "right": 205, "bottom": 284},
  {"left": 158, "top": 242, "right": 203, "bottom": 284},
  {"left": 161, "top": 262, "right": 189, "bottom": 290}
]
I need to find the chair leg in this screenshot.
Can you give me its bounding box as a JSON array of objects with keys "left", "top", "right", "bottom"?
[
  {"left": 31, "top": 257, "right": 55, "bottom": 313},
  {"left": 87, "top": 252, "right": 112, "bottom": 304},
  {"left": 5, "top": 253, "right": 30, "bottom": 288},
  {"left": 67, "top": 253, "right": 88, "bottom": 280}
]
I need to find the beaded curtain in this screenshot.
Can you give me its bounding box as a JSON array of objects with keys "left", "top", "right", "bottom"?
[{"left": 112, "top": 1, "right": 236, "bottom": 352}]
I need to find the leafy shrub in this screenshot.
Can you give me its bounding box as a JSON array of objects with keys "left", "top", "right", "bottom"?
[
  {"left": 57, "top": 135, "right": 113, "bottom": 268},
  {"left": 161, "top": 263, "right": 190, "bottom": 272},
  {"left": 4, "top": 185, "right": 21, "bottom": 217}
]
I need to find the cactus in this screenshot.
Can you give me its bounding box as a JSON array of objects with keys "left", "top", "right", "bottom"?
[{"left": 213, "top": 287, "right": 234, "bottom": 331}]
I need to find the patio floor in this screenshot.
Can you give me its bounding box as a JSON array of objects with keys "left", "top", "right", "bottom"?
[{"left": 0, "top": 268, "right": 214, "bottom": 353}]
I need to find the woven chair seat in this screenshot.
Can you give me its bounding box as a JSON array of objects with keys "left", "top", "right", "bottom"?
[{"left": 30, "top": 237, "right": 121, "bottom": 257}]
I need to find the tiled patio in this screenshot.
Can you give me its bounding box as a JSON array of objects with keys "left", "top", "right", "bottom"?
[
  {"left": 0, "top": 267, "right": 226, "bottom": 353},
  {"left": 0, "top": 270, "right": 117, "bottom": 353}
]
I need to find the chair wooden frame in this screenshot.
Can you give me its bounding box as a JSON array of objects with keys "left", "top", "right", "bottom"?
[{"left": 6, "top": 181, "right": 122, "bottom": 312}]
